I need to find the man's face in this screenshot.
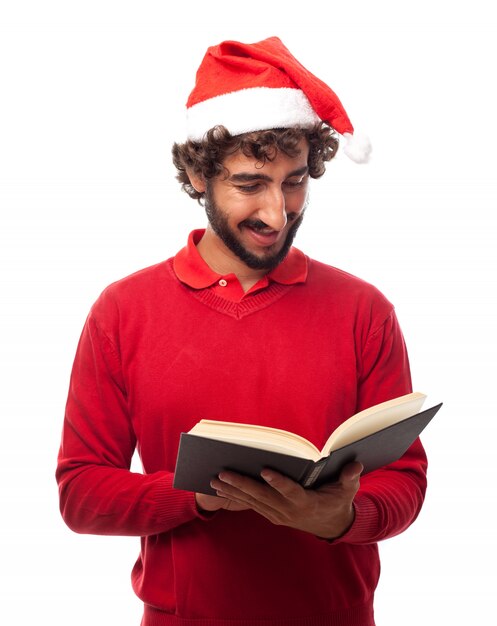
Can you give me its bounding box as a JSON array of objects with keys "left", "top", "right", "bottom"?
[{"left": 200, "top": 139, "right": 310, "bottom": 272}]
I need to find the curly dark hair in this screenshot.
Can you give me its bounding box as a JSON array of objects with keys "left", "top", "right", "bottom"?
[{"left": 171, "top": 123, "right": 339, "bottom": 202}]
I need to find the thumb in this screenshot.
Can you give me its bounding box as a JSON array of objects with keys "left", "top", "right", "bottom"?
[{"left": 340, "top": 461, "right": 363, "bottom": 483}]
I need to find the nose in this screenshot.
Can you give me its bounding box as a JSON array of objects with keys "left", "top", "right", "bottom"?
[{"left": 257, "top": 187, "right": 287, "bottom": 231}]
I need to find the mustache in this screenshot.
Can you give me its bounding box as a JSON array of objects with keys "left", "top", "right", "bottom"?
[
  {"left": 239, "top": 219, "right": 269, "bottom": 231},
  {"left": 239, "top": 212, "right": 302, "bottom": 232}
]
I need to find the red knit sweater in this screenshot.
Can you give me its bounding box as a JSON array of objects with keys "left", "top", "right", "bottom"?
[{"left": 56, "top": 236, "right": 427, "bottom": 626}]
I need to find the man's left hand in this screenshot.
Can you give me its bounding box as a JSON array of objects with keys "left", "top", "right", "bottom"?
[{"left": 210, "top": 462, "right": 362, "bottom": 539}]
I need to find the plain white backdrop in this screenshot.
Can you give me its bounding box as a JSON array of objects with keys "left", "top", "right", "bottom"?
[{"left": 1, "top": 1, "right": 496, "bottom": 624}]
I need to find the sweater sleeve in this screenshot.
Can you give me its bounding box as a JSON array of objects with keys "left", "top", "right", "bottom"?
[
  {"left": 56, "top": 310, "right": 206, "bottom": 537},
  {"left": 335, "top": 308, "right": 428, "bottom": 545}
]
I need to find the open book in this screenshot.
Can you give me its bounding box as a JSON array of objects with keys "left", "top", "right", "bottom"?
[{"left": 173, "top": 392, "right": 442, "bottom": 495}]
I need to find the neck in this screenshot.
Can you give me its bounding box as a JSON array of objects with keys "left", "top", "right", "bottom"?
[{"left": 196, "top": 227, "right": 268, "bottom": 292}]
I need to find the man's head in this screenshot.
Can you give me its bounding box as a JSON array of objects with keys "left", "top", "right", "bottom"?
[
  {"left": 171, "top": 36, "right": 369, "bottom": 274},
  {"left": 173, "top": 35, "right": 369, "bottom": 204},
  {"left": 172, "top": 125, "right": 337, "bottom": 271}
]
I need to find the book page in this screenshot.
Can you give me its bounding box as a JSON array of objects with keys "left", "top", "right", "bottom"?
[
  {"left": 323, "top": 392, "right": 427, "bottom": 454},
  {"left": 189, "top": 420, "right": 322, "bottom": 460}
]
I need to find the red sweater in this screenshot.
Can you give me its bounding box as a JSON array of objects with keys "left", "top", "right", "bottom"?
[{"left": 57, "top": 232, "right": 427, "bottom": 626}]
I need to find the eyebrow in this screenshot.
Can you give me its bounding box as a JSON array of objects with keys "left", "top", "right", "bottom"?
[{"left": 229, "top": 165, "right": 309, "bottom": 183}]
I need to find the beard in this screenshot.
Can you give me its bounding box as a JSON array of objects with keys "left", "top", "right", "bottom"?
[{"left": 203, "top": 187, "right": 306, "bottom": 271}]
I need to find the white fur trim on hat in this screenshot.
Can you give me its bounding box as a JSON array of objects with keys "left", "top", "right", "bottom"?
[{"left": 186, "top": 86, "right": 321, "bottom": 141}]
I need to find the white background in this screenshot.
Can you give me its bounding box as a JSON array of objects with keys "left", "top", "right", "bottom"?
[{"left": 1, "top": 1, "right": 496, "bottom": 624}]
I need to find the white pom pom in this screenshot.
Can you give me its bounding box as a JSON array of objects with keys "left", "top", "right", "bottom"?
[{"left": 342, "top": 132, "right": 372, "bottom": 164}]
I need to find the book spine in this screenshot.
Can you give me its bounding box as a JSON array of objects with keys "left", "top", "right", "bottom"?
[{"left": 302, "top": 458, "right": 328, "bottom": 488}]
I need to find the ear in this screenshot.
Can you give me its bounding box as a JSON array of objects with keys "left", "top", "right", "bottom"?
[{"left": 187, "top": 169, "right": 206, "bottom": 193}]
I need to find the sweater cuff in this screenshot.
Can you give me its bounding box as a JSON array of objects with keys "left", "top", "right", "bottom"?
[
  {"left": 332, "top": 494, "right": 379, "bottom": 544},
  {"left": 153, "top": 474, "right": 217, "bottom": 530}
]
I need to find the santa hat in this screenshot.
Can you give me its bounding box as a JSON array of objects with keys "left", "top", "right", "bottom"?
[{"left": 185, "top": 36, "right": 371, "bottom": 163}]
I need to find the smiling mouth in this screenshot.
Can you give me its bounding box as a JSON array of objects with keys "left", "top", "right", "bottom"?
[{"left": 240, "top": 221, "right": 282, "bottom": 247}]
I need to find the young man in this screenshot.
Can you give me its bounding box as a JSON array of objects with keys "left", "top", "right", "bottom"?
[{"left": 57, "top": 37, "right": 427, "bottom": 626}]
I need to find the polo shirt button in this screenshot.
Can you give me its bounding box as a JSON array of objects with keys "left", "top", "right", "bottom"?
[{"left": 219, "top": 279, "right": 228, "bottom": 287}]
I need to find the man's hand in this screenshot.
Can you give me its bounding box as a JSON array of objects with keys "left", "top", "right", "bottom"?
[
  {"left": 195, "top": 492, "right": 251, "bottom": 513},
  {"left": 209, "top": 462, "right": 363, "bottom": 539}
]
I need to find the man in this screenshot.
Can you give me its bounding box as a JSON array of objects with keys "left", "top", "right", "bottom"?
[{"left": 57, "top": 37, "right": 427, "bottom": 626}]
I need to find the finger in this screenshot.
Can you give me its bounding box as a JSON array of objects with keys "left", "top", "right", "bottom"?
[
  {"left": 212, "top": 473, "right": 290, "bottom": 521},
  {"left": 222, "top": 499, "right": 251, "bottom": 512},
  {"left": 339, "top": 461, "right": 363, "bottom": 483},
  {"left": 215, "top": 471, "right": 279, "bottom": 504},
  {"left": 211, "top": 474, "right": 264, "bottom": 505},
  {"left": 215, "top": 490, "right": 248, "bottom": 506},
  {"left": 260, "top": 469, "right": 304, "bottom": 501}
]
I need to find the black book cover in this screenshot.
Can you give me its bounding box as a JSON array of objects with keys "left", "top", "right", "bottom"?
[{"left": 173, "top": 403, "right": 442, "bottom": 496}]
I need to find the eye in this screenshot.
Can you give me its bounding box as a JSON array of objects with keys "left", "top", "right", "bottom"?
[
  {"left": 284, "top": 177, "right": 307, "bottom": 189},
  {"left": 236, "top": 184, "right": 261, "bottom": 193}
]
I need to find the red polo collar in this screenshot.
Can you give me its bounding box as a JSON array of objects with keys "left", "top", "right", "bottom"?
[{"left": 173, "top": 229, "right": 308, "bottom": 302}]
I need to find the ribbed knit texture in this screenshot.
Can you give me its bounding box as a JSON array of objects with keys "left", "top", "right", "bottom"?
[
  {"left": 56, "top": 253, "right": 427, "bottom": 626},
  {"left": 143, "top": 604, "right": 373, "bottom": 626}
]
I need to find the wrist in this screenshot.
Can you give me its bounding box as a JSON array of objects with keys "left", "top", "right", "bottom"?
[{"left": 317, "top": 503, "right": 356, "bottom": 541}]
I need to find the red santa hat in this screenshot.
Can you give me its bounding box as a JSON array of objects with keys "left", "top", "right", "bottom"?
[{"left": 185, "top": 36, "right": 371, "bottom": 163}]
